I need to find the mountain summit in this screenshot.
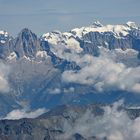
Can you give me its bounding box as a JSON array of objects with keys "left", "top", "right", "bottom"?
[
  {"left": 14, "top": 28, "right": 41, "bottom": 58},
  {"left": 92, "top": 21, "right": 103, "bottom": 27}
]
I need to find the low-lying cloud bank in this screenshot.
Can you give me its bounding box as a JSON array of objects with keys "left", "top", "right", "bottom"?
[
  {"left": 3, "top": 108, "right": 46, "bottom": 120},
  {"left": 62, "top": 48, "right": 140, "bottom": 93},
  {"left": 58, "top": 101, "right": 140, "bottom": 140}
]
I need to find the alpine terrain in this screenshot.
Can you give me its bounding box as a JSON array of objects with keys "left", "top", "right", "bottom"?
[{"left": 0, "top": 21, "right": 140, "bottom": 140}]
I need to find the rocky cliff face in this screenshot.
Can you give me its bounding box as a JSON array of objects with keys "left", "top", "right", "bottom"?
[{"left": 13, "top": 28, "right": 41, "bottom": 58}]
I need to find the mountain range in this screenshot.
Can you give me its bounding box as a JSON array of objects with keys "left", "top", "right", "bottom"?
[{"left": 0, "top": 21, "right": 140, "bottom": 118}]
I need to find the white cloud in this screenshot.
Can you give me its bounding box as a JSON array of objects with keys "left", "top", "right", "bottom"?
[
  {"left": 62, "top": 48, "right": 140, "bottom": 93},
  {"left": 48, "top": 87, "right": 75, "bottom": 94},
  {"left": 48, "top": 40, "right": 83, "bottom": 63},
  {"left": 57, "top": 101, "right": 140, "bottom": 140},
  {"left": 3, "top": 108, "right": 46, "bottom": 120},
  {"left": 48, "top": 88, "right": 61, "bottom": 94},
  {"left": 0, "top": 62, "right": 10, "bottom": 93},
  {"left": 64, "top": 87, "right": 75, "bottom": 93}
]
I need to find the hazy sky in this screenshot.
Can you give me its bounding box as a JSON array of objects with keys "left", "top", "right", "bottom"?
[{"left": 0, "top": 0, "right": 139, "bottom": 36}]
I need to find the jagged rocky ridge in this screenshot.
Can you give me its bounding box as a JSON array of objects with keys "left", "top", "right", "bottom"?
[
  {"left": 0, "top": 21, "right": 140, "bottom": 116},
  {"left": 1, "top": 21, "right": 140, "bottom": 61}
]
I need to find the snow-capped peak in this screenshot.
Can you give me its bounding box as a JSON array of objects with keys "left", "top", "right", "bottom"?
[
  {"left": 92, "top": 21, "right": 103, "bottom": 27},
  {"left": 42, "top": 31, "right": 63, "bottom": 45},
  {"left": 51, "top": 30, "right": 62, "bottom": 35},
  {"left": 126, "top": 21, "right": 138, "bottom": 29},
  {"left": 42, "top": 30, "right": 82, "bottom": 56},
  {"left": 71, "top": 24, "right": 131, "bottom": 38},
  {"left": 42, "top": 21, "right": 139, "bottom": 43},
  {"left": 41, "top": 21, "right": 140, "bottom": 57},
  {"left": 0, "top": 30, "right": 8, "bottom": 36},
  {"left": 0, "top": 30, "right": 9, "bottom": 44}
]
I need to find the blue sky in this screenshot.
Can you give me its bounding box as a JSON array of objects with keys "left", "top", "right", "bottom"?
[{"left": 0, "top": 0, "right": 139, "bottom": 36}]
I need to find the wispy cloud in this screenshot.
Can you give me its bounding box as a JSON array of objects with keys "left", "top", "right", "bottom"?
[
  {"left": 0, "top": 10, "right": 98, "bottom": 18},
  {"left": 3, "top": 108, "right": 46, "bottom": 120}
]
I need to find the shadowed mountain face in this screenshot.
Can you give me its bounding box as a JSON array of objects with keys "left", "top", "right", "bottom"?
[
  {"left": 0, "top": 104, "right": 140, "bottom": 140},
  {"left": 0, "top": 22, "right": 140, "bottom": 117},
  {"left": 14, "top": 28, "right": 41, "bottom": 58},
  {"left": 0, "top": 105, "right": 104, "bottom": 140}
]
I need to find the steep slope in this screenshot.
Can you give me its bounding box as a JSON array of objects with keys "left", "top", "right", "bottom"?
[{"left": 13, "top": 28, "right": 41, "bottom": 58}]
